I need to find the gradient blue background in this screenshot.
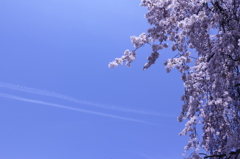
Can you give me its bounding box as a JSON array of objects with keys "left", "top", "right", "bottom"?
[{"left": 0, "top": 0, "right": 190, "bottom": 158}]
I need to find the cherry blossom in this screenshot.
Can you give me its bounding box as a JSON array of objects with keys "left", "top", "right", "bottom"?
[{"left": 109, "top": 0, "right": 240, "bottom": 158}]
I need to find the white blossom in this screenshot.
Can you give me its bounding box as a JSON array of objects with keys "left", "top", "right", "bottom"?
[{"left": 109, "top": 0, "right": 240, "bottom": 158}]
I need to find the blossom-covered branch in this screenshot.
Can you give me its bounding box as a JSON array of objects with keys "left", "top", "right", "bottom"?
[{"left": 109, "top": 0, "right": 240, "bottom": 158}]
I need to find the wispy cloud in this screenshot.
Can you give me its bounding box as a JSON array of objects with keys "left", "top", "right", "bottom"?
[
  {"left": 0, "top": 92, "right": 157, "bottom": 125},
  {"left": 0, "top": 82, "right": 173, "bottom": 117}
]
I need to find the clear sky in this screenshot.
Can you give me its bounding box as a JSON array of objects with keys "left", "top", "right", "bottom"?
[{"left": 0, "top": 0, "right": 190, "bottom": 158}]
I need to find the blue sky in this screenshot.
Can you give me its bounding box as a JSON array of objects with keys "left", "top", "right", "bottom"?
[{"left": 0, "top": 0, "right": 190, "bottom": 158}]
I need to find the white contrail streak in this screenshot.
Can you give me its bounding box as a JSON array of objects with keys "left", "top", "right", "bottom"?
[
  {"left": 0, "top": 93, "right": 156, "bottom": 125},
  {"left": 0, "top": 82, "right": 172, "bottom": 117}
]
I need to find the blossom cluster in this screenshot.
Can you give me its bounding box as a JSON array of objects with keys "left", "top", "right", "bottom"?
[
  {"left": 108, "top": 50, "right": 136, "bottom": 68},
  {"left": 109, "top": 0, "right": 240, "bottom": 158}
]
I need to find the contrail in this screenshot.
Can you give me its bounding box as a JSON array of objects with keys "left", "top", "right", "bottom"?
[
  {"left": 0, "top": 82, "right": 172, "bottom": 117},
  {"left": 0, "top": 93, "right": 157, "bottom": 125}
]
